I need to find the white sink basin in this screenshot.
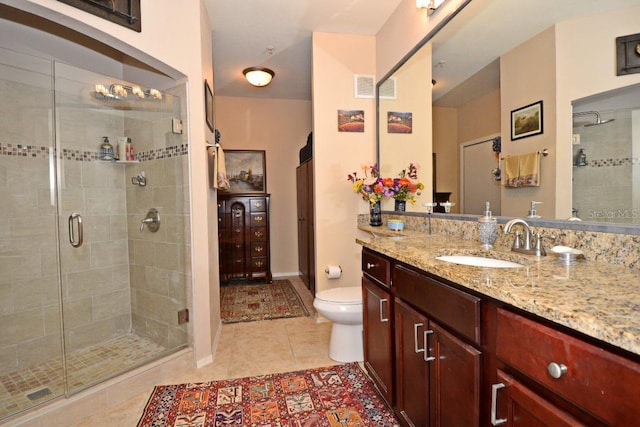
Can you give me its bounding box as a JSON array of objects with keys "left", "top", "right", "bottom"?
[{"left": 436, "top": 255, "right": 523, "bottom": 268}]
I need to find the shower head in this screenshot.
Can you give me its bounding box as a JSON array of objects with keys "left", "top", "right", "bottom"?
[
  {"left": 584, "top": 118, "right": 614, "bottom": 127},
  {"left": 572, "top": 110, "right": 614, "bottom": 127}
]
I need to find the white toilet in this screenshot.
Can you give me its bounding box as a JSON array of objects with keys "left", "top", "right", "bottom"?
[{"left": 313, "top": 286, "right": 363, "bottom": 363}]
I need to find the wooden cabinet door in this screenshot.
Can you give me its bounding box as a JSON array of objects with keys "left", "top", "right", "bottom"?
[
  {"left": 296, "top": 161, "right": 311, "bottom": 289},
  {"left": 394, "top": 298, "right": 429, "bottom": 427},
  {"left": 495, "top": 370, "right": 586, "bottom": 427},
  {"left": 363, "top": 275, "right": 394, "bottom": 405},
  {"left": 430, "top": 321, "right": 481, "bottom": 427}
]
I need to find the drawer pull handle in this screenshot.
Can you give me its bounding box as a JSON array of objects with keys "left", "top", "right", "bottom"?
[
  {"left": 379, "top": 298, "right": 389, "bottom": 323},
  {"left": 255, "top": 202, "right": 263, "bottom": 208},
  {"left": 414, "top": 323, "right": 425, "bottom": 353},
  {"left": 423, "top": 330, "right": 435, "bottom": 362},
  {"left": 366, "top": 262, "right": 378, "bottom": 269},
  {"left": 255, "top": 216, "right": 263, "bottom": 221},
  {"left": 255, "top": 231, "right": 263, "bottom": 237},
  {"left": 490, "top": 383, "right": 507, "bottom": 425},
  {"left": 547, "top": 362, "right": 568, "bottom": 379}
]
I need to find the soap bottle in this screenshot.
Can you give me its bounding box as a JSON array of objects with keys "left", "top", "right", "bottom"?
[
  {"left": 126, "top": 139, "right": 134, "bottom": 161},
  {"left": 99, "top": 136, "right": 114, "bottom": 161},
  {"left": 576, "top": 149, "right": 587, "bottom": 167},
  {"left": 478, "top": 201, "right": 497, "bottom": 249}
]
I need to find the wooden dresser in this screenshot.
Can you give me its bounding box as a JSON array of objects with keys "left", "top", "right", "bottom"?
[{"left": 217, "top": 193, "right": 272, "bottom": 283}]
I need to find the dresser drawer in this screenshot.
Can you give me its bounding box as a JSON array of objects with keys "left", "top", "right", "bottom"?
[
  {"left": 251, "top": 212, "right": 267, "bottom": 227},
  {"left": 250, "top": 257, "right": 268, "bottom": 272},
  {"left": 251, "top": 241, "right": 267, "bottom": 257},
  {"left": 394, "top": 264, "right": 481, "bottom": 345},
  {"left": 251, "top": 227, "right": 267, "bottom": 241},
  {"left": 496, "top": 308, "right": 640, "bottom": 425},
  {"left": 250, "top": 198, "right": 267, "bottom": 212},
  {"left": 362, "top": 249, "right": 391, "bottom": 288}
]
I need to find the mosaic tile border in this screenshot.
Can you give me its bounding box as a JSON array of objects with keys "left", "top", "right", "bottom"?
[
  {"left": 0, "top": 143, "right": 189, "bottom": 162},
  {"left": 580, "top": 157, "right": 640, "bottom": 167}
]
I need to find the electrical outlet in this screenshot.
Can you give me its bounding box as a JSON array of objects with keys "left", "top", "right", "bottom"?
[
  {"left": 178, "top": 308, "right": 189, "bottom": 324},
  {"left": 172, "top": 118, "right": 183, "bottom": 134},
  {"left": 572, "top": 133, "right": 580, "bottom": 145}
]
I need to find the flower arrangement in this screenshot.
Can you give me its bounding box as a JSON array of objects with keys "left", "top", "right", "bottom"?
[
  {"left": 390, "top": 163, "right": 424, "bottom": 203},
  {"left": 347, "top": 163, "right": 389, "bottom": 205},
  {"left": 347, "top": 162, "right": 424, "bottom": 205}
]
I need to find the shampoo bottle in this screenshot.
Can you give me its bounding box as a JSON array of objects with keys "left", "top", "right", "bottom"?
[{"left": 478, "top": 201, "right": 497, "bottom": 249}]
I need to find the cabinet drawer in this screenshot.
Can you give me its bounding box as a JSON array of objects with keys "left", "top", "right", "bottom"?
[
  {"left": 251, "top": 227, "right": 267, "bottom": 241},
  {"left": 362, "top": 249, "right": 391, "bottom": 288},
  {"left": 250, "top": 257, "right": 268, "bottom": 272},
  {"left": 251, "top": 242, "right": 268, "bottom": 256},
  {"left": 250, "top": 198, "right": 267, "bottom": 212},
  {"left": 251, "top": 213, "right": 267, "bottom": 227},
  {"left": 394, "top": 264, "right": 481, "bottom": 345},
  {"left": 496, "top": 308, "right": 640, "bottom": 425}
]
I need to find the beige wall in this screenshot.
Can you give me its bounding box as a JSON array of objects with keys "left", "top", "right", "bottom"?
[
  {"left": 432, "top": 106, "right": 458, "bottom": 207},
  {"left": 312, "top": 32, "right": 376, "bottom": 293},
  {"left": 500, "top": 26, "right": 557, "bottom": 218},
  {"left": 12, "top": 0, "right": 217, "bottom": 367},
  {"left": 214, "top": 96, "right": 312, "bottom": 276}
]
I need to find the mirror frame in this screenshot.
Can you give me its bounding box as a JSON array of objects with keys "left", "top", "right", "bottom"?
[{"left": 375, "top": 0, "right": 640, "bottom": 236}]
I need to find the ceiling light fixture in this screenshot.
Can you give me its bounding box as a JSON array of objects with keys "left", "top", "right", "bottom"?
[{"left": 243, "top": 67, "right": 275, "bottom": 87}]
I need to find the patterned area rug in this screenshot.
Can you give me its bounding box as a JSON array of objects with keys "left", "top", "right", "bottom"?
[
  {"left": 220, "top": 279, "right": 310, "bottom": 324},
  {"left": 137, "top": 362, "right": 399, "bottom": 427}
]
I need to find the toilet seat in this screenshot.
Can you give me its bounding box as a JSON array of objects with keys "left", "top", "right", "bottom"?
[{"left": 315, "top": 286, "right": 361, "bottom": 304}]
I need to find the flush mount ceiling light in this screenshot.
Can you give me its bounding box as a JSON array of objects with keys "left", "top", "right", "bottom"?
[{"left": 243, "top": 67, "right": 275, "bottom": 87}]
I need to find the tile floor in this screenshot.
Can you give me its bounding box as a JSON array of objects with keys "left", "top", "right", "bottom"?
[{"left": 68, "top": 276, "right": 336, "bottom": 426}]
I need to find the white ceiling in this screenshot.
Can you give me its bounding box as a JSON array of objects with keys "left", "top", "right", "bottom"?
[{"left": 204, "top": 0, "right": 401, "bottom": 100}]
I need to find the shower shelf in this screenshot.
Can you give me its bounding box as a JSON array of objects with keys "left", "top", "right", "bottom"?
[{"left": 98, "top": 160, "right": 140, "bottom": 164}]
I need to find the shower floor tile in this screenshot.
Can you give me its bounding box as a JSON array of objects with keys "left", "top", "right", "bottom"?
[{"left": 0, "top": 334, "right": 166, "bottom": 420}]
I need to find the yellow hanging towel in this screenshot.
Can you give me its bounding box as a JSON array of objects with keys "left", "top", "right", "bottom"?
[
  {"left": 502, "top": 155, "right": 520, "bottom": 188},
  {"left": 518, "top": 151, "right": 540, "bottom": 187}
]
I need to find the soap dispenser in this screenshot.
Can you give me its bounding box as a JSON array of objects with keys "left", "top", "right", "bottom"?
[
  {"left": 478, "top": 201, "right": 497, "bottom": 249},
  {"left": 527, "top": 201, "right": 542, "bottom": 218},
  {"left": 99, "top": 136, "right": 114, "bottom": 161}
]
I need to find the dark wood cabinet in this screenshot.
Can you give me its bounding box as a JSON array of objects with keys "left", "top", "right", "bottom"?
[
  {"left": 362, "top": 249, "right": 394, "bottom": 405},
  {"left": 296, "top": 159, "right": 314, "bottom": 293},
  {"left": 218, "top": 194, "right": 271, "bottom": 283},
  {"left": 393, "top": 264, "right": 481, "bottom": 427}
]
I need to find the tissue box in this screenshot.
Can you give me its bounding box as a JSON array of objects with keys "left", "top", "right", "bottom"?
[{"left": 387, "top": 219, "right": 404, "bottom": 231}]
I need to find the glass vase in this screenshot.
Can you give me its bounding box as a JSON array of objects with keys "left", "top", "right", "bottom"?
[
  {"left": 369, "top": 201, "right": 382, "bottom": 227},
  {"left": 394, "top": 199, "right": 406, "bottom": 212}
]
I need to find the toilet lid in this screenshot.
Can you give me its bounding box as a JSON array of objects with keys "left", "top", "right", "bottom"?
[{"left": 315, "top": 287, "right": 362, "bottom": 304}]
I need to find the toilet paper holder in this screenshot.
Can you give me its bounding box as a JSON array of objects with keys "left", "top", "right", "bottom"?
[{"left": 325, "top": 265, "right": 343, "bottom": 279}]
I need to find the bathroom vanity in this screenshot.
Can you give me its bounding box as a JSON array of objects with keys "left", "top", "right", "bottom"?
[{"left": 360, "top": 234, "right": 640, "bottom": 426}]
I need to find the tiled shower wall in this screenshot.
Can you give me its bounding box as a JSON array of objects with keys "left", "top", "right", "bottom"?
[
  {"left": 572, "top": 109, "right": 640, "bottom": 222},
  {"left": 125, "top": 83, "right": 191, "bottom": 350}
]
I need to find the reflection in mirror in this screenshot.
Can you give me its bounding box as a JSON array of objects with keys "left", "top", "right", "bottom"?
[
  {"left": 377, "top": 0, "right": 640, "bottom": 225},
  {"left": 572, "top": 83, "right": 640, "bottom": 223}
]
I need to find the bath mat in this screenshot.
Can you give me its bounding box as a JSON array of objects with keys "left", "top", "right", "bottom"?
[
  {"left": 220, "top": 279, "right": 310, "bottom": 324},
  {"left": 136, "top": 362, "right": 399, "bottom": 427}
]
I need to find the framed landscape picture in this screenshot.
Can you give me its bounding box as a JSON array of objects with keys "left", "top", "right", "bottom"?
[
  {"left": 511, "top": 101, "right": 543, "bottom": 140},
  {"left": 224, "top": 150, "right": 267, "bottom": 193}
]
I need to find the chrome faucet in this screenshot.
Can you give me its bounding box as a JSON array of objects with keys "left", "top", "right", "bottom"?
[{"left": 503, "top": 218, "right": 547, "bottom": 256}]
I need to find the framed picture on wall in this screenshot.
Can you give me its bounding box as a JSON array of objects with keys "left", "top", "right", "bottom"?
[
  {"left": 205, "top": 80, "right": 214, "bottom": 132},
  {"left": 224, "top": 150, "right": 267, "bottom": 193},
  {"left": 511, "top": 100, "right": 543, "bottom": 140}
]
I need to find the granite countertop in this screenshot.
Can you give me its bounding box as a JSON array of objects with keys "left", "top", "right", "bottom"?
[{"left": 357, "top": 225, "right": 640, "bottom": 357}]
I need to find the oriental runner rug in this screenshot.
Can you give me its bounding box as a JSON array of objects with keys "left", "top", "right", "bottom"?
[
  {"left": 220, "top": 279, "right": 310, "bottom": 324},
  {"left": 137, "top": 362, "right": 400, "bottom": 427}
]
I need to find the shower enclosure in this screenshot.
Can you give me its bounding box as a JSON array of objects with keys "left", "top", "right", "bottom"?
[{"left": 0, "top": 46, "right": 191, "bottom": 421}]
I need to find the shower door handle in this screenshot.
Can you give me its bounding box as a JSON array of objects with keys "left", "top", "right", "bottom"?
[{"left": 68, "top": 212, "right": 84, "bottom": 248}]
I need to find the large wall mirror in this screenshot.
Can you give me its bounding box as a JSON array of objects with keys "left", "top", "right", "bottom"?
[{"left": 378, "top": 0, "right": 640, "bottom": 226}]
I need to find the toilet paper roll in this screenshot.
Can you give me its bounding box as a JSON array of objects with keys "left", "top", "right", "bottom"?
[{"left": 325, "top": 265, "right": 342, "bottom": 279}]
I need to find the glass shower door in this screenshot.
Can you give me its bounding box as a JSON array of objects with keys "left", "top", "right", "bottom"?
[
  {"left": 53, "top": 62, "right": 190, "bottom": 395},
  {"left": 0, "top": 48, "right": 65, "bottom": 420}
]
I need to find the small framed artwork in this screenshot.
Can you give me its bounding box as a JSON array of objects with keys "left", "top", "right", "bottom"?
[
  {"left": 616, "top": 32, "right": 640, "bottom": 76},
  {"left": 387, "top": 111, "right": 413, "bottom": 134},
  {"left": 511, "top": 100, "right": 543, "bottom": 140},
  {"left": 205, "top": 80, "right": 214, "bottom": 132},
  {"left": 224, "top": 150, "right": 267, "bottom": 194},
  {"left": 338, "top": 109, "right": 364, "bottom": 132}
]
